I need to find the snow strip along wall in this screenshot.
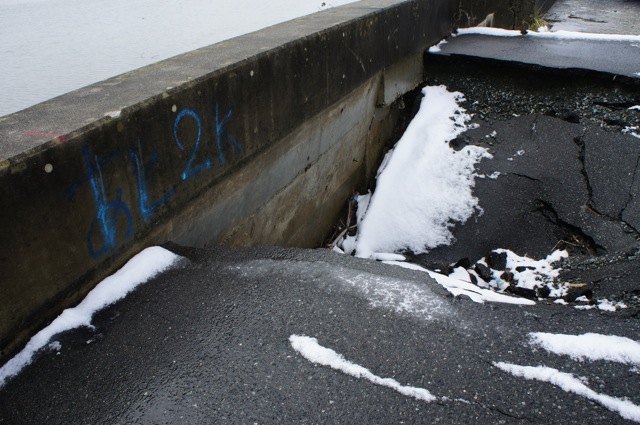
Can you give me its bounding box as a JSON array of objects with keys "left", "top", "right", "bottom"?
[{"left": 0, "top": 0, "right": 459, "bottom": 363}]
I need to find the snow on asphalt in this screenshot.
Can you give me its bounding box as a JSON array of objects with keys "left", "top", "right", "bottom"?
[
  {"left": 3, "top": 10, "right": 638, "bottom": 418},
  {"left": 494, "top": 362, "right": 640, "bottom": 422},
  {"left": 336, "top": 85, "right": 571, "bottom": 306},
  {"left": 0, "top": 247, "right": 182, "bottom": 388},
  {"left": 383, "top": 260, "right": 536, "bottom": 305},
  {"left": 291, "top": 330, "right": 640, "bottom": 423},
  {"left": 334, "top": 84, "right": 632, "bottom": 314},
  {"left": 290, "top": 335, "right": 438, "bottom": 402},
  {"left": 325, "top": 82, "right": 640, "bottom": 422},
  {"left": 529, "top": 332, "right": 640, "bottom": 365},
  {"left": 454, "top": 27, "right": 640, "bottom": 42}
]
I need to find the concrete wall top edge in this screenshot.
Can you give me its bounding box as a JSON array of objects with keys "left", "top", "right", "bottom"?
[{"left": 0, "top": 0, "right": 421, "bottom": 163}]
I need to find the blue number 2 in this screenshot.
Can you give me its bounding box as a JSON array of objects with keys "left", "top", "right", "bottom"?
[{"left": 173, "top": 108, "right": 211, "bottom": 181}]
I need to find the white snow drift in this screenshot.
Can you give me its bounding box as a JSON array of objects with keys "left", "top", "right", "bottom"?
[
  {"left": 456, "top": 27, "right": 640, "bottom": 42},
  {"left": 353, "top": 85, "right": 490, "bottom": 258},
  {"left": 290, "top": 335, "right": 436, "bottom": 402}
]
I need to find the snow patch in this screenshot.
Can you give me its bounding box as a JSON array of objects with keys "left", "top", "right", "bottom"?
[
  {"left": 353, "top": 85, "right": 490, "bottom": 258},
  {"left": 0, "top": 246, "right": 182, "bottom": 388},
  {"left": 529, "top": 333, "right": 640, "bottom": 365},
  {"left": 494, "top": 362, "right": 640, "bottom": 422},
  {"left": 428, "top": 39, "right": 448, "bottom": 53},
  {"left": 370, "top": 253, "right": 406, "bottom": 262},
  {"left": 456, "top": 27, "right": 640, "bottom": 42},
  {"left": 597, "top": 299, "right": 628, "bottom": 312},
  {"left": 384, "top": 261, "right": 535, "bottom": 305},
  {"left": 447, "top": 249, "right": 568, "bottom": 299},
  {"left": 331, "top": 269, "right": 450, "bottom": 321},
  {"left": 237, "top": 259, "right": 452, "bottom": 322},
  {"left": 499, "top": 249, "right": 567, "bottom": 296},
  {"left": 47, "top": 341, "right": 62, "bottom": 352},
  {"left": 290, "top": 335, "right": 437, "bottom": 402}
]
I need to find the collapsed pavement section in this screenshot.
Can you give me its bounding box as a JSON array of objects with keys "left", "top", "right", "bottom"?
[{"left": 409, "top": 29, "right": 640, "bottom": 311}]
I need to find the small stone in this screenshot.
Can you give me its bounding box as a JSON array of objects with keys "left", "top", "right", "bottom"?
[
  {"left": 516, "top": 266, "right": 534, "bottom": 272},
  {"left": 475, "top": 263, "right": 493, "bottom": 282},
  {"left": 536, "top": 286, "right": 551, "bottom": 298},
  {"left": 449, "top": 135, "right": 471, "bottom": 151},
  {"left": 559, "top": 111, "right": 580, "bottom": 124},
  {"left": 487, "top": 251, "right": 508, "bottom": 271},
  {"left": 500, "top": 271, "right": 515, "bottom": 284},
  {"left": 506, "top": 285, "right": 537, "bottom": 300},
  {"left": 580, "top": 289, "right": 593, "bottom": 300}
]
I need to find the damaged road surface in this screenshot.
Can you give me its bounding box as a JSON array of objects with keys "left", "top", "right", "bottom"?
[
  {"left": 1, "top": 246, "right": 640, "bottom": 424},
  {"left": 415, "top": 51, "right": 640, "bottom": 312}
]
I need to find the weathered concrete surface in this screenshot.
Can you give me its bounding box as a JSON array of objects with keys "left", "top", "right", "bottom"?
[
  {"left": 0, "top": 0, "right": 459, "bottom": 363},
  {"left": 1, "top": 245, "right": 639, "bottom": 424}
]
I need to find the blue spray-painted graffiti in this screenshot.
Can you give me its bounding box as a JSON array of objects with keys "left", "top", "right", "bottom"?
[
  {"left": 82, "top": 145, "right": 133, "bottom": 257},
  {"left": 215, "top": 102, "right": 242, "bottom": 167},
  {"left": 64, "top": 149, "right": 122, "bottom": 202},
  {"left": 174, "top": 108, "right": 212, "bottom": 181},
  {"left": 66, "top": 101, "right": 243, "bottom": 258},
  {"left": 129, "top": 140, "right": 177, "bottom": 223}
]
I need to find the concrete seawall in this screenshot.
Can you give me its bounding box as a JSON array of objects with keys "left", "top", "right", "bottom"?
[
  {"left": 0, "top": 0, "right": 459, "bottom": 362},
  {"left": 0, "top": 0, "right": 552, "bottom": 363}
]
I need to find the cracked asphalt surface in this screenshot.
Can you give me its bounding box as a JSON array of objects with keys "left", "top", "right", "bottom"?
[
  {"left": 419, "top": 50, "right": 640, "bottom": 313},
  {"left": 427, "top": 114, "right": 640, "bottom": 259},
  {"left": 1, "top": 246, "right": 639, "bottom": 424}
]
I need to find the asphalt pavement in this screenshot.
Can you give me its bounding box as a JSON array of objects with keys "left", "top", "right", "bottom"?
[{"left": 1, "top": 246, "right": 638, "bottom": 424}]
